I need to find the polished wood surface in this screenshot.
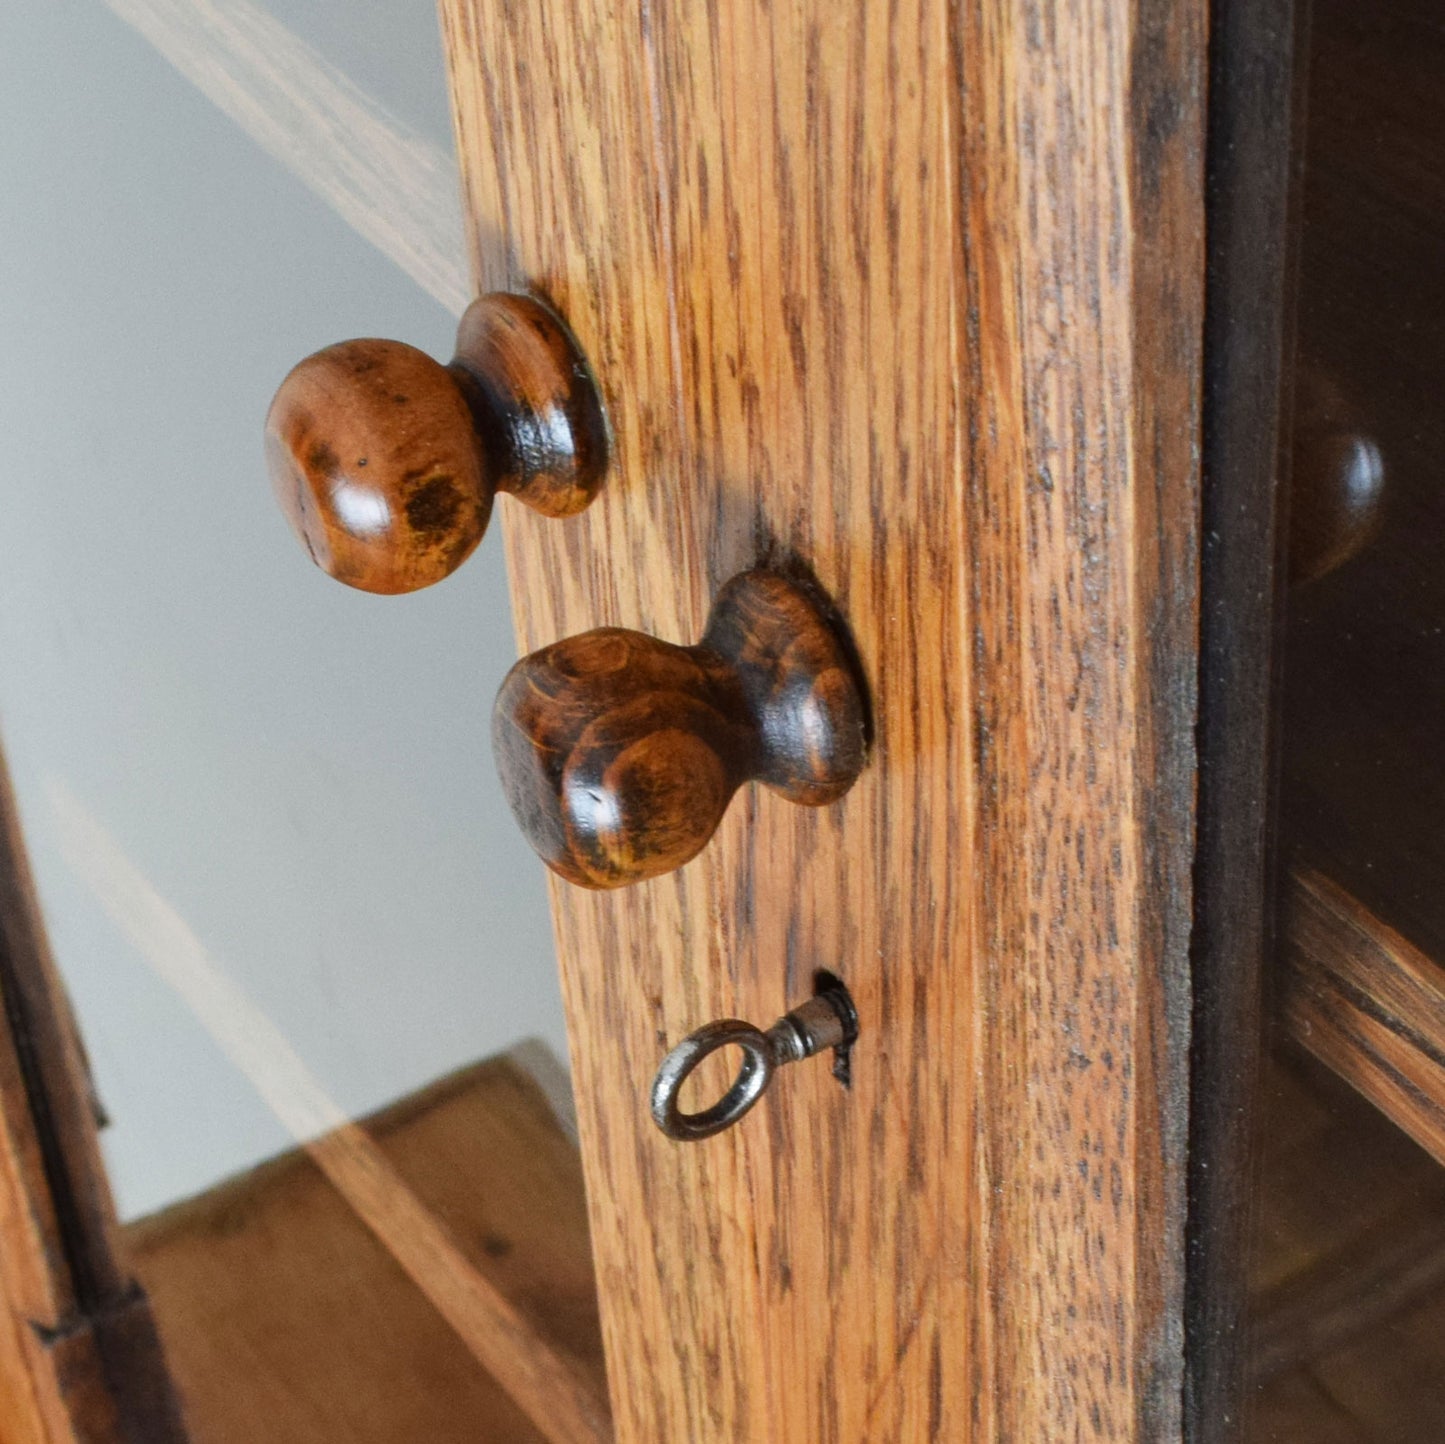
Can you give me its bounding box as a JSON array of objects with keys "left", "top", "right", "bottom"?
[
  {"left": 127, "top": 1056, "right": 604, "bottom": 1444},
  {"left": 265, "top": 292, "right": 606, "bottom": 593},
  {"left": 493, "top": 569, "right": 867, "bottom": 889},
  {"left": 1281, "top": 868, "right": 1445, "bottom": 1169},
  {"left": 444, "top": 0, "right": 1204, "bottom": 1436}
]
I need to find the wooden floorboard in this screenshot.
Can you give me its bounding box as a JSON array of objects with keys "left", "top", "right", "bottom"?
[{"left": 125, "top": 1056, "right": 604, "bottom": 1444}]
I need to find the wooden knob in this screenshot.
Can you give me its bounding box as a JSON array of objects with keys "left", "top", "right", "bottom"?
[
  {"left": 265, "top": 293, "right": 607, "bottom": 594},
  {"left": 492, "top": 570, "right": 869, "bottom": 889},
  {"left": 1289, "top": 365, "right": 1385, "bottom": 586}
]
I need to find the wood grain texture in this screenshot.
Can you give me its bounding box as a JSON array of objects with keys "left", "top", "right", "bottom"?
[
  {"left": 267, "top": 337, "right": 490, "bottom": 593},
  {"left": 1282, "top": 867, "right": 1445, "bottom": 1168},
  {"left": 443, "top": 0, "right": 1203, "bottom": 1437},
  {"left": 0, "top": 997, "right": 69, "bottom": 1444},
  {"left": 493, "top": 569, "right": 866, "bottom": 888},
  {"left": 126, "top": 1057, "right": 602, "bottom": 1444}
]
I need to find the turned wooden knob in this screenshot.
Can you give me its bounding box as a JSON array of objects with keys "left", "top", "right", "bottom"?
[
  {"left": 493, "top": 570, "right": 869, "bottom": 889},
  {"left": 265, "top": 293, "right": 607, "bottom": 594},
  {"left": 1289, "top": 365, "right": 1385, "bottom": 586}
]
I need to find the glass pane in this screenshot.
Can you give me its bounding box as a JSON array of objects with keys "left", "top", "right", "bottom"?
[
  {"left": 0, "top": 5, "right": 598, "bottom": 1438},
  {"left": 1248, "top": 0, "right": 1445, "bottom": 1436}
]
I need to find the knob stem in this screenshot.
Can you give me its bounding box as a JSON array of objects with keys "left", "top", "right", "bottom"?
[
  {"left": 265, "top": 292, "right": 607, "bottom": 594},
  {"left": 450, "top": 293, "right": 608, "bottom": 518}
]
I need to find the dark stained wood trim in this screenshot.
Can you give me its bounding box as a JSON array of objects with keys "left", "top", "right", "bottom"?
[
  {"left": 39, "top": 1289, "right": 189, "bottom": 1444},
  {"left": 1185, "top": 0, "right": 1303, "bottom": 1435},
  {"left": 0, "top": 777, "right": 124, "bottom": 1319}
]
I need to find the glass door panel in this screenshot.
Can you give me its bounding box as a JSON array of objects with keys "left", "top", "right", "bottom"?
[
  {"left": 1248, "top": 2, "right": 1445, "bottom": 1436},
  {"left": 0, "top": 7, "right": 601, "bottom": 1439}
]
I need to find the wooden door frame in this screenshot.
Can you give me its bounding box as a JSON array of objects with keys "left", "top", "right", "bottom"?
[{"left": 444, "top": 0, "right": 1213, "bottom": 1436}]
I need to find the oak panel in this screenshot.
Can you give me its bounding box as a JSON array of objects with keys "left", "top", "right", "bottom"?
[{"left": 442, "top": 2, "right": 1203, "bottom": 1437}]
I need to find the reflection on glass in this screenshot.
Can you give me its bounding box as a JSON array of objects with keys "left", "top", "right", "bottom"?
[
  {"left": 1249, "top": 0, "right": 1445, "bottom": 1436},
  {"left": 1, "top": 5, "right": 604, "bottom": 1440}
]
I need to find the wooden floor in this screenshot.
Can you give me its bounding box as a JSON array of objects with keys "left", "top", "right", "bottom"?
[
  {"left": 122, "top": 1003, "right": 1445, "bottom": 1442},
  {"left": 1248, "top": 1044, "right": 1445, "bottom": 1439},
  {"left": 123, "top": 1055, "right": 604, "bottom": 1444}
]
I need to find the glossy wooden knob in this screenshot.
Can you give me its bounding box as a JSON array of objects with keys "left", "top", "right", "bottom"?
[
  {"left": 1289, "top": 365, "right": 1385, "bottom": 586},
  {"left": 493, "top": 570, "right": 869, "bottom": 889},
  {"left": 265, "top": 292, "right": 607, "bottom": 594}
]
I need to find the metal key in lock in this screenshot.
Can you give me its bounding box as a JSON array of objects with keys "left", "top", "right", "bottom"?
[{"left": 650, "top": 978, "right": 859, "bottom": 1142}]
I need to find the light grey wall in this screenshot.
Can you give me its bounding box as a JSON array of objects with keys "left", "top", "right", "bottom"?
[{"left": 0, "top": 3, "right": 568, "bottom": 1219}]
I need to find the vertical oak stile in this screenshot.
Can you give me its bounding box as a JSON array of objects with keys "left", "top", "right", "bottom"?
[
  {"left": 442, "top": 0, "right": 1203, "bottom": 1435},
  {"left": 441, "top": 2, "right": 740, "bottom": 1438},
  {"left": 959, "top": 0, "right": 1204, "bottom": 1434}
]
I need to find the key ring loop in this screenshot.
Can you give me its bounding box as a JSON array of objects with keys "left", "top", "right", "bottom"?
[{"left": 649, "top": 1019, "right": 775, "bottom": 1141}]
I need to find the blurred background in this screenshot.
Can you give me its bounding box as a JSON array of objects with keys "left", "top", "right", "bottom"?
[{"left": 0, "top": 0, "right": 567, "bottom": 1220}]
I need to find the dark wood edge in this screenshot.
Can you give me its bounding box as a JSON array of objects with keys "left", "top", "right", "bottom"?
[
  {"left": 0, "top": 748, "right": 189, "bottom": 1444},
  {"left": 40, "top": 1287, "right": 190, "bottom": 1444},
  {"left": 1185, "top": 0, "right": 1307, "bottom": 1435}
]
